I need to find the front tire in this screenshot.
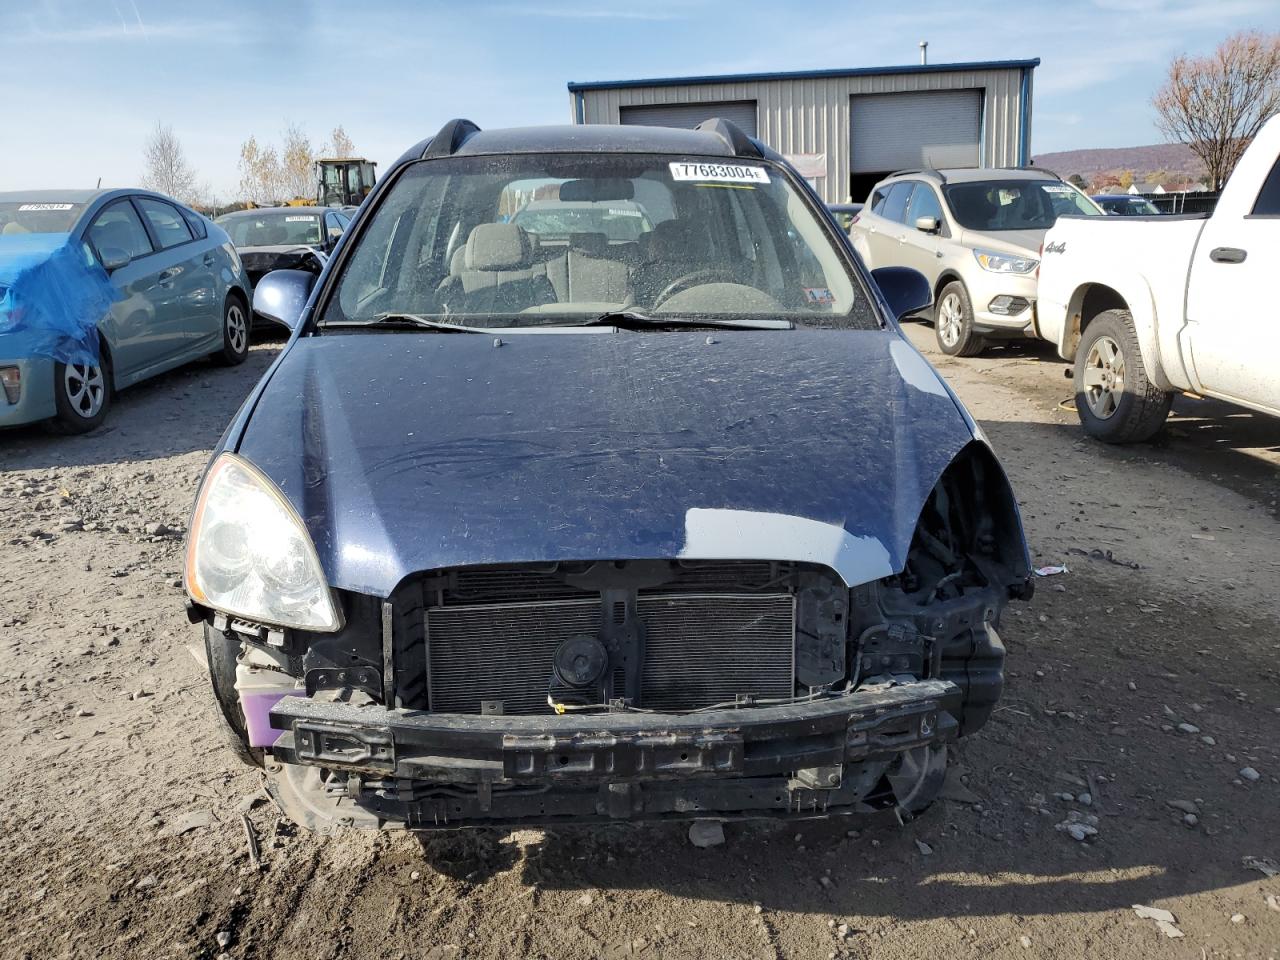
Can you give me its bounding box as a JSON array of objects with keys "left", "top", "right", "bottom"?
[
  {"left": 1074, "top": 309, "right": 1172, "bottom": 444},
  {"left": 204, "top": 623, "right": 262, "bottom": 767},
  {"left": 50, "top": 356, "right": 111, "bottom": 434},
  {"left": 934, "top": 281, "right": 986, "bottom": 357},
  {"left": 214, "top": 295, "right": 250, "bottom": 366}
]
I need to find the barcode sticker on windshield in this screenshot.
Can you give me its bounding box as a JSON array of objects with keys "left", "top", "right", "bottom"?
[
  {"left": 669, "top": 162, "right": 769, "bottom": 184},
  {"left": 1042, "top": 185, "right": 1075, "bottom": 195},
  {"left": 285, "top": 215, "right": 317, "bottom": 222},
  {"left": 19, "top": 203, "right": 75, "bottom": 211}
]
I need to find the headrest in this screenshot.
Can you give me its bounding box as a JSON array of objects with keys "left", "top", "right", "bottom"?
[
  {"left": 643, "top": 219, "right": 693, "bottom": 260},
  {"left": 2, "top": 222, "right": 29, "bottom": 235},
  {"left": 465, "top": 223, "right": 532, "bottom": 271},
  {"left": 449, "top": 245, "right": 467, "bottom": 275},
  {"left": 568, "top": 232, "right": 608, "bottom": 258},
  {"left": 96, "top": 219, "right": 134, "bottom": 249}
]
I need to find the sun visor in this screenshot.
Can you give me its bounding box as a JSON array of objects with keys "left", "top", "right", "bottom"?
[{"left": 0, "top": 233, "right": 117, "bottom": 366}]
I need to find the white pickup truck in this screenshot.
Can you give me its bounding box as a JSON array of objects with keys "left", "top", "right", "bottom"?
[{"left": 1037, "top": 116, "right": 1280, "bottom": 443}]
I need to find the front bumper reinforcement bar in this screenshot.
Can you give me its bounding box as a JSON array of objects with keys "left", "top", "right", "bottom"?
[{"left": 269, "top": 679, "right": 960, "bottom": 784}]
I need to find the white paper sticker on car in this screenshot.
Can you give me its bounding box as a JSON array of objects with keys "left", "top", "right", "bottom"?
[
  {"left": 1042, "top": 185, "right": 1075, "bottom": 195},
  {"left": 18, "top": 203, "right": 75, "bottom": 211},
  {"left": 285, "top": 215, "right": 318, "bottom": 222},
  {"left": 669, "top": 162, "right": 770, "bottom": 184}
]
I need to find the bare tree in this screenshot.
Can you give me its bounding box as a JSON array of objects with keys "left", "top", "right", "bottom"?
[
  {"left": 140, "top": 122, "right": 199, "bottom": 203},
  {"left": 280, "top": 123, "right": 315, "bottom": 201},
  {"left": 325, "top": 125, "right": 357, "bottom": 158},
  {"left": 1154, "top": 31, "right": 1280, "bottom": 190},
  {"left": 238, "top": 135, "right": 284, "bottom": 205}
]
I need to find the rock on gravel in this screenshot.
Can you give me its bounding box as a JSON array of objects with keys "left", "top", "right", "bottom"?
[
  {"left": 1239, "top": 767, "right": 1261, "bottom": 782},
  {"left": 688, "top": 820, "right": 724, "bottom": 848},
  {"left": 1132, "top": 905, "right": 1184, "bottom": 939},
  {"left": 157, "top": 810, "right": 212, "bottom": 838}
]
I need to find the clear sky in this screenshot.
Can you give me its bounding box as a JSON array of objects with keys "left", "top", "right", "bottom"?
[{"left": 1, "top": 0, "right": 1277, "bottom": 198}]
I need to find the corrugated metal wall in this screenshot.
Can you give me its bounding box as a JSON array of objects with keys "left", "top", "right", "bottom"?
[{"left": 573, "top": 66, "right": 1030, "bottom": 203}]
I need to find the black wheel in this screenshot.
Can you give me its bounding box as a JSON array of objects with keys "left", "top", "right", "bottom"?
[
  {"left": 1074, "top": 309, "right": 1172, "bottom": 444},
  {"left": 204, "top": 622, "right": 262, "bottom": 767},
  {"left": 934, "top": 281, "right": 986, "bottom": 357},
  {"left": 50, "top": 354, "right": 111, "bottom": 434},
  {"left": 214, "top": 295, "right": 250, "bottom": 365}
]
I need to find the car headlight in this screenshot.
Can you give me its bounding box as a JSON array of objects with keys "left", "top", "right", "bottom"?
[
  {"left": 185, "top": 453, "right": 341, "bottom": 632},
  {"left": 973, "top": 248, "right": 1039, "bottom": 274}
]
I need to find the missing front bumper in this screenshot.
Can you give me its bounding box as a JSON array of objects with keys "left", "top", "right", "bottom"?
[{"left": 266, "top": 679, "right": 959, "bottom": 827}]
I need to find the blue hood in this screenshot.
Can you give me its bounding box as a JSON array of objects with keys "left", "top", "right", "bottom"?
[{"left": 234, "top": 328, "right": 977, "bottom": 597}]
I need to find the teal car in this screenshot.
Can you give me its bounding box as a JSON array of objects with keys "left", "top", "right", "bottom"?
[{"left": 0, "top": 189, "right": 252, "bottom": 433}]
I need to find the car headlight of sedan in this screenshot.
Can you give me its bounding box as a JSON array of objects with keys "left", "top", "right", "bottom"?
[
  {"left": 973, "top": 248, "right": 1039, "bottom": 274},
  {"left": 184, "top": 453, "right": 341, "bottom": 632}
]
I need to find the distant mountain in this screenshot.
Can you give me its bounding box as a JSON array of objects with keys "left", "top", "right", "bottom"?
[{"left": 1032, "top": 143, "right": 1206, "bottom": 184}]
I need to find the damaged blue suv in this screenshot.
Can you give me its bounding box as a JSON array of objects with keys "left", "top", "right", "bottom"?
[{"left": 184, "top": 119, "right": 1032, "bottom": 833}]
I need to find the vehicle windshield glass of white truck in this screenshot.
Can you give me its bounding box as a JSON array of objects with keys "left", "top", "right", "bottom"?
[{"left": 944, "top": 180, "right": 1101, "bottom": 231}]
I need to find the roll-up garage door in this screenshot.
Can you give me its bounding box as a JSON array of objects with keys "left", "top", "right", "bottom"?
[
  {"left": 850, "top": 90, "right": 982, "bottom": 172},
  {"left": 619, "top": 100, "right": 758, "bottom": 136}
]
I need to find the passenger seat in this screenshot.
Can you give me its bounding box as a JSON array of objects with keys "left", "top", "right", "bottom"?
[{"left": 437, "top": 223, "right": 557, "bottom": 313}]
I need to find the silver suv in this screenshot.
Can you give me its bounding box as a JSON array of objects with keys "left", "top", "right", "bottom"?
[{"left": 850, "top": 168, "right": 1102, "bottom": 356}]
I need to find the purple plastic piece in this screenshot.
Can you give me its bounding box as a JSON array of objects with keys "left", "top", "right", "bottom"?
[{"left": 240, "top": 691, "right": 290, "bottom": 748}]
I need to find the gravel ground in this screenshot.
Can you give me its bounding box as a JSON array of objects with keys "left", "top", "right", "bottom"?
[{"left": 1, "top": 325, "right": 1278, "bottom": 960}]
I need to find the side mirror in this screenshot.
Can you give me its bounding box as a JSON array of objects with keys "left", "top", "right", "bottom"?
[
  {"left": 253, "top": 269, "right": 316, "bottom": 331},
  {"left": 99, "top": 246, "right": 131, "bottom": 272},
  {"left": 871, "top": 266, "right": 932, "bottom": 321},
  {"left": 914, "top": 216, "right": 940, "bottom": 234}
]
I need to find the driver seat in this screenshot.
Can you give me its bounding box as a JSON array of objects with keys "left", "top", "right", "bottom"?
[{"left": 633, "top": 219, "right": 696, "bottom": 306}]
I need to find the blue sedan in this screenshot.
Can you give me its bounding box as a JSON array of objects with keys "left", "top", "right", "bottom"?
[{"left": 0, "top": 189, "right": 252, "bottom": 433}]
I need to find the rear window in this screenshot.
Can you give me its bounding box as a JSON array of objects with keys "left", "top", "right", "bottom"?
[
  {"left": 181, "top": 206, "right": 209, "bottom": 239},
  {"left": 944, "top": 180, "right": 1101, "bottom": 231},
  {"left": 135, "top": 197, "right": 194, "bottom": 249},
  {"left": 510, "top": 203, "right": 653, "bottom": 242},
  {"left": 1252, "top": 155, "right": 1280, "bottom": 216},
  {"left": 0, "top": 201, "right": 86, "bottom": 235},
  {"left": 880, "top": 182, "right": 913, "bottom": 224}
]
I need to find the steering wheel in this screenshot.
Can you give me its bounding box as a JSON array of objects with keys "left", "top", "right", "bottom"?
[{"left": 652, "top": 268, "right": 740, "bottom": 310}]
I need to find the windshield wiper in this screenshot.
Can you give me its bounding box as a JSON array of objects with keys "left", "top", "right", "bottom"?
[
  {"left": 576, "top": 310, "right": 793, "bottom": 331},
  {"left": 326, "top": 313, "right": 490, "bottom": 333},
  {"left": 325, "top": 311, "right": 793, "bottom": 334}
]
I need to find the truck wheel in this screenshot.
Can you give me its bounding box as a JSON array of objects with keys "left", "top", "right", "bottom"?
[
  {"left": 1074, "top": 309, "right": 1172, "bottom": 444},
  {"left": 935, "top": 282, "right": 986, "bottom": 357},
  {"left": 49, "top": 355, "right": 112, "bottom": 434},
  {"left": 213, "top": 295, "right": 250, "bottom": 366},
  {"left": 204, "top": 622, "right": 263, "bottom": 767}
]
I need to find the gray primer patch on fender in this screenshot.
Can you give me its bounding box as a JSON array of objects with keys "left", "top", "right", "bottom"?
[
  {"left": 889, "top": 339, "right": 948, "bottom": 397},
  {"left": 681, "top": 508, "right": 894, "bottom": 587}
]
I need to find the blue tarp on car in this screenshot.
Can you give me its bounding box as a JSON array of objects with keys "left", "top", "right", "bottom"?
[{"left": 0, "top": 233, "right": 115, "bottom": 366}]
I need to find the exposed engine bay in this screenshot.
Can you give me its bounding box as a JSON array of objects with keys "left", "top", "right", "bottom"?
[{"left": 198, "top": 443, "right": 1029, "bottom": 831}]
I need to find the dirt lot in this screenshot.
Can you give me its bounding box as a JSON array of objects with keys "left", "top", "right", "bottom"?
[{"left": 1, "top": 325, "right": 1278, "bottom": 960}]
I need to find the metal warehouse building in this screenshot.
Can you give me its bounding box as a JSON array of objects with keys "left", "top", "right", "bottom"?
[{"left": 568, "top": 59, "right": 1038, "bottom": 204}]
